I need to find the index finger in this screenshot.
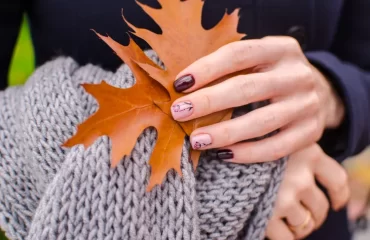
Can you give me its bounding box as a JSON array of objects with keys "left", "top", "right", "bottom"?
[{"left": 173, "top": 37, "right": 287, "bottom": 93}]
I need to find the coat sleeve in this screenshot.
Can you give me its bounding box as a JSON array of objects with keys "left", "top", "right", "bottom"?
[
  {"left": 305, "top": 0, "right": 370, "bottom": 162},
  {"left": 0, "top": 0, "right": 25, "bottom": 90}
]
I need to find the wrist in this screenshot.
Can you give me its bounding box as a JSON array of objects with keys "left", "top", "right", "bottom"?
[
  {"left": 312, "top": 66, "right": 345, "bottom": 128},
  {"left": 326, "top": 84, "right": 345, "bottom": 128}
]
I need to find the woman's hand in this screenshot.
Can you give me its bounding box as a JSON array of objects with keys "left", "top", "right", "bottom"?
[
  {"left": 265, "top": 144, "right": 350, "bottom": 240},
  {"left": 171, "top": 36, "right": 344, "bottom": 163}
]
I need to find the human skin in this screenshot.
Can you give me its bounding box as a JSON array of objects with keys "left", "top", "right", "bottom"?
[
  {"left": 265, "top": 144, "right": 350, "bottom": 240},
  {"left": 171, "top": 36, "right": 345, "bottom": 163},
  {"left": 170, "top": 36, "right": 348, "bottom": 238}
]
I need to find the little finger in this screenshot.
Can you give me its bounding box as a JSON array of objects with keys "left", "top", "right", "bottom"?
[{"left": 212, "top": 117, "right": 320, "bottom": 163}]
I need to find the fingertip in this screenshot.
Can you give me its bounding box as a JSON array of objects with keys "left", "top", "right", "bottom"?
[
  {"left": 190, "top": 133, "right": 213, "bottom": 150},
  {"left": 173, "top": 74, "right": 195, "bottom": 92},
  {"left": 171, "top": 101, "right": 194, "bottom": 121},
  {"left": 331, "top": 198, "right": 347, "bottom": 212},
  {"left": 215, "top": 149, "right": 235, "bottom": 161}
]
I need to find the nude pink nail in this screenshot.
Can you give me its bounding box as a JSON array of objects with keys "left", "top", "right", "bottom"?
[
  {"left": 171, "top": 101, "right": 194, "bottom": 120},
  {"left": 191, "top": 134, "right": 212, "bottom": 149}
]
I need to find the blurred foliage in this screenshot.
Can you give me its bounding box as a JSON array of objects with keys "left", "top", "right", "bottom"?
[
  {"left": 0, "top": 230, "right": 6, "bottom": 239},
  {"left": 8, "top": 16, "right": 34, "bottom": 86}
]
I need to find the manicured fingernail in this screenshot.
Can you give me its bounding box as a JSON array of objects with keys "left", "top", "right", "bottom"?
[
  {"left": 171, "top": 101, "right": 194, "bottom": 119},
  {"left": 173, "top": 74, "right": 195, "bottom": 92},
  {"left": 216, "top": 149, "right": 234, "bottom": 160},
  {"left": 191, "top": 134, "right": 212, "bottom": 150}
]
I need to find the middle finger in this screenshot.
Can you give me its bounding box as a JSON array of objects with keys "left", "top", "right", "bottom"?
[{"left": 171, "top": 70, "right": 305, "bottom": 121}]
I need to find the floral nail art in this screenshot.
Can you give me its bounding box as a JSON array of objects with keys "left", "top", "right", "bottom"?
[
  {"left": 193, "top": 141, "right": 211, "bottom": 149},
  {"left": 191, "top": 134, "right": 212, "bottom": 150},
  {"left": 172, "top": 101, "right": 193, "bottom": 112},
  {"left": 171, "top": 101, "right": 193, "bottom": 119}
]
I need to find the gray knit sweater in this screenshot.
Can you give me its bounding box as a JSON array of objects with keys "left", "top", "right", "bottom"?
[{"left": 0, "top": 52, "right": 285, "bottom": 240}]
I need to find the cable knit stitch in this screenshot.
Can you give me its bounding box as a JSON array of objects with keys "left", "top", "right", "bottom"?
[{"left": 0, "top": 51, "right": 286, "bottom": 240}]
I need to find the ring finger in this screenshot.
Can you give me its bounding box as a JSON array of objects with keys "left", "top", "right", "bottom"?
[
  {"left": 188, "top": 93, "right": 318, "bottom": 151},
  {"left": 286, "top": 205, "right": 315, "bottom": 239},
  {"left": 195, "top": 115, "right": 319, "bottom": 162}
]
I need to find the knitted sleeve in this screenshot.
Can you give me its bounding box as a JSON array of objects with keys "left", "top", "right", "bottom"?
[{"left": 0, "top": 55, "right": 285, "bottom": 240}]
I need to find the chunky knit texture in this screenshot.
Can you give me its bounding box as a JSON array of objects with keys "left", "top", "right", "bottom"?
[{"left": 0, "top": 52, "right": 286, "bottom": 240}]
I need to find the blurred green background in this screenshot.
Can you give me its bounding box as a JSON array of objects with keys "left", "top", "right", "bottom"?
[
  {"left": 8, "top": 16, "right": 35, "bottom": 86},
  {"left": 1, "top": 16, "right": 34, "bottom": 240}
]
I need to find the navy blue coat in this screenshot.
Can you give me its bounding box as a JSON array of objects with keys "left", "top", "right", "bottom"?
[{"left": 1, "top": 0, "right": 370, "bottom": 239}]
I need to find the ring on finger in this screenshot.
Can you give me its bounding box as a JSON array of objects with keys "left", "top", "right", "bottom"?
[{"left": 287, "top": 208, "right": 312, "bottom": 232}]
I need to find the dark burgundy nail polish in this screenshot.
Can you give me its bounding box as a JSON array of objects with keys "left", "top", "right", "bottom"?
[
  {"left": 216, "top": 149, "right": 234, "bottom": 160},
  {"left": 173, "top": 74, "right": 195, "bottom": 92}
]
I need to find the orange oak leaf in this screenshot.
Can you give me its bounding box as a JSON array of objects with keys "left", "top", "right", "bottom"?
[
  {"left": 126, "top": 0, "right": 245, "bottom": 133},
  {"left": 64, "top": 0, "right": 245, "bottom": 191}
]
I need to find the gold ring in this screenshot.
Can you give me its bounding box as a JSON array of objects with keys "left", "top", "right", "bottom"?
[{"left": 288, "top": 209, "right": 312, "bottom": 232}]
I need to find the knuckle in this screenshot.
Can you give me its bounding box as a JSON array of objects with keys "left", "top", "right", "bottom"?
[
  {"left": 300, "top": 65, "right": 315, "bottom": 88},
  {"left": 270, "top": 142, "right": 286, "bottom": 160},
  {"left": 261, "top": 112, "right": 277, "bottom": 127},
  {"left": 275, "top": 192, "right": 294, "bottom": 210},
  {"left": 200, "top": 61, "right": 212, "bottom": 77},
  {"left": 262, "top": 36, "right": 274, "bottom": 41},
  {"left": 310, "top": 92, "right": 321, "bottom": 112},
  {"left": 335, "top": 168, "right": 349, "bottom": 192},
  {"left": 292, "top": 171, "right": 314, "bottom": 194},
  {"left": 279, "top": 198, "right": 295, "bottom": 213},
  {"left": 272, "top": 71, "right": 287, "bottom": 89},
  {"left": 237, "top": 75, "right": 258, "bottom": 103},
  {"left": 199, "top": 94, "right": 212, "bottom": 112},
  {"left": 282, "top": 37, "right": 301, "bottom": 53},
  {"left": 297, "top": 180, "right": 313, "bottom": 195},
  {"left": 220, "top": 126, "right": 235, "bottom": 145},
  {"left": 310, "top": 148, "right": 322, "bottom": 165},
  {"left": 223, "top": 42, "right": 247, "bottom": 66},
  {"left": 310, "top": 118, "right": 323, "bottom": 142}
]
